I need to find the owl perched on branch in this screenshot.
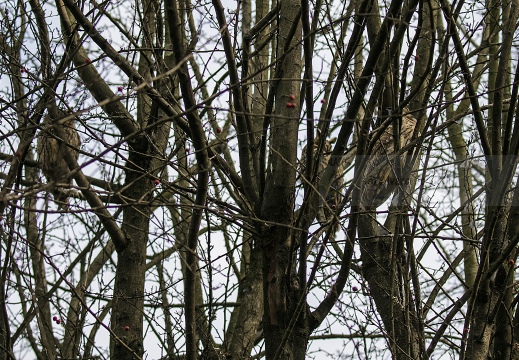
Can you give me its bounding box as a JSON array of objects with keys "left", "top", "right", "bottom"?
[
  {"left": 37, "top": 111, "right": 81, "bottom": 209},
  {"left": 360, "top": 108, "right": 417, "bottom": 208}
]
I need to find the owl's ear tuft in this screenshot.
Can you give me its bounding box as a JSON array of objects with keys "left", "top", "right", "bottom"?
[{"left": 315, "top": 128, "right": 322, "bottom": 141}]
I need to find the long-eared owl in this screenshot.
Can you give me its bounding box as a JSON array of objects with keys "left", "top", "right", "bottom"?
[
  {"left": 37, "top": 111, "right": 81, "bottom": 209},
  {"left": 360, "top": 108, "right": 417, "bottom": 208}
]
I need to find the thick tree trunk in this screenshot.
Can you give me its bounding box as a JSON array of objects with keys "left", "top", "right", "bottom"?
[
  {"left": 110, "top": 148, "right": 153, "bottom": 359},
  {"left": 260, "top": 0, "right": 304, "bottom": 357},
  {"left": 224, "top": 245, "right": 263, "bottom": 358},
  {"left": 262, "top": 224, "right": 310, "bottom": 360},
  {"left": 493, "top": 275, "right": 514, "bottom": 359},
  {"left": 359, "top": 214, "right": 420, "bottom": 359},
  {"left": 0, "top": 289, "right": 11, "bottom": 360},
  {"left": 465, "top": 207, "right": 509, "bottom": 360},
  {"left": 465, "top": 279, "right": 497, "bottom": 360}
]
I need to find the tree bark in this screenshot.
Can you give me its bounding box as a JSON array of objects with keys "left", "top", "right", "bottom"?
[
  {"left": 260, "top": 0, "right": 304, "bottom": 357},
  {"left": 224, "top": 245, "right": 263, "bottom": 358},
  {"left": 359, "top": 215, "right": 421, "bottom": 359},
  {"left": 111, "top": 147, "right": 153, "bottom": 359}
]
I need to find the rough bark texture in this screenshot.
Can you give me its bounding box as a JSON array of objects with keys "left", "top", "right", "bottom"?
[
  {"left": 260, "top": 0, "right": 305, "bottom": 357},
  {"left": 0, "top": 292, "right": 11, "bottom": 360},
  {"left": 465, "top": 276, "right": 498, "bottom": 360},
  {"left": 111, "top": 147, "right": 153, "bottom": 359},
  {"left": 224, "top": 246, "right": 263, "bottom": 358},
  {"left": 359, "top": 216, "right": 421, "bottom": 359}
]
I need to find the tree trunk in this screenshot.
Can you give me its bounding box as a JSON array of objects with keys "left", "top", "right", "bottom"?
[
  {"left": 261, "top": 0, "right": 304, "bottom": 357},
  {"left": 110, "top": 148, "right": 153, "bottom": 359},
  {"left": 224, "top": 245, "right": 263, "bottom": 358},
  {"left": 359, "top": 214, "right": 421, "bottom": 359}
]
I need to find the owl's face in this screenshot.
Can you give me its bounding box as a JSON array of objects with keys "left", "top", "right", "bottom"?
[{"left": 312, "top": 138, "right": 333, "bottom": 154}]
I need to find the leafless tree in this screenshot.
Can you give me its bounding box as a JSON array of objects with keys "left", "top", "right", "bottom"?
[{"left": 1, "top": 0, "right": 519, "bottom": 359}]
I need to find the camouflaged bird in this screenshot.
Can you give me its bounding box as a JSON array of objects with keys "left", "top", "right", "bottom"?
[
  {"left": 37, "top": 111, "right": 81, "bottom": 209},
  {"left": 360, "top": 108, "right": 417, "bottom": 208}
]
